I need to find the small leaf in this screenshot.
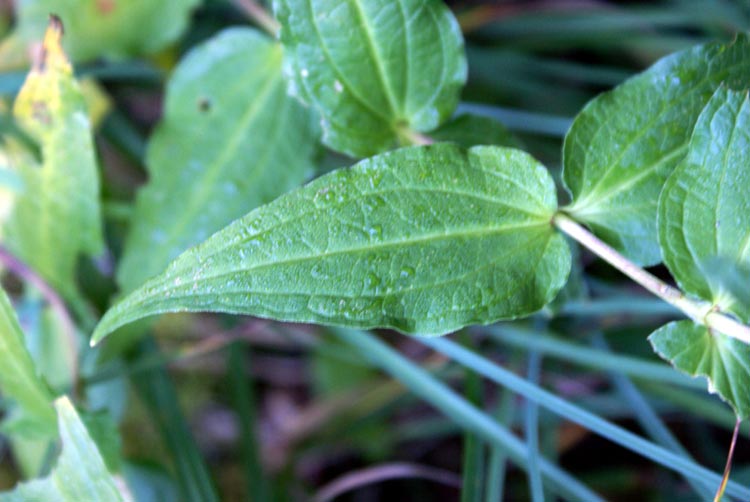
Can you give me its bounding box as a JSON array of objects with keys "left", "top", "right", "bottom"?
[
  {"left": 658, "top": 87, "right": 750, "bottom": 321},
  {"left": 430, "top": 113, "right": 521, "bottom": 149},
  {"left": 0, "top": 287, "right": 55, "bottom": 438},
  {"left": 93, "top": 144, "right": 570, "bottom": 344},
  {"left": 649, "top": 320, "right": 750, "bottom": 419},
  {"left": 4, "top": 17, "right": 103, "bottom": 299},
  {"left": 275, "top": 0, "right": 466, "bottom": 157},
  {"left": 117, "top": 28, "right": 318, "bottom": 293},
  {"left": 17, "top": 0, "right": 199, "bottom": 61},
  {"left": 0, "top": 397, "right": 124, "bottom": 502},
  {"left": 563, "top": 35, "right": 750, "bottom": 266}
]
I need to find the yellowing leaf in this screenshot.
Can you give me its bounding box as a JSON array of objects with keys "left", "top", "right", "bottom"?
[{"left": 4, "top": 16, "right": 103, "bottom": 299}]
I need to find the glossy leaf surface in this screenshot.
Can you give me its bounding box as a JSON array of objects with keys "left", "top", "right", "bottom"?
[
  {"left": 0, "top": 287, "right": 55, "bottom": 437},
  {"left": 93, "top": 144, "right": 570, "bottom": 343},
  {"left": 0, "top": 397, "right": 123, "bottom": 501},
  {"left": 18, "top": 0, "right": 199, "bottom": 61},
  {"left": 3, "top": 19, "right": 103, "bottom": 298},
  {"left": 275, "top": 0, "right": 466, "bottom": 157},
  {"left": 563, "top": 35, "right": 750, "bottom": 266},
  {"left": 118, "top": 28, "right": 317, "bottom": 293},
  {"left": 658, "top": 87, "right": 750, "bottom": 321},
  {"left": 650, "top": 320, "right": 750, "bottom": 419}
]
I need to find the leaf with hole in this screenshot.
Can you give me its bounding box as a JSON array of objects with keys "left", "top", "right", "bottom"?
[
  {"left": 117, "top": 28, "right": 318, "bottom": 293},
  {"left": 563, "top": 34, "right": 750, "bottom": 266},
  {"left": 274, "top": 0, "right": 466, "bottom": 157},
  {"left": 92, "top": 144, "right": 570, "bottom": 344}
]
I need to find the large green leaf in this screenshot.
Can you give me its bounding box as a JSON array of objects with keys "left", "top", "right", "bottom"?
[
  {"left": 563, "top": 35, "right": 750, "bottom": 266},
  {"left": 92, "top": 144, "right": 570, "bottom": 344},
  {"left": 658, "top": 87, "right": 750, "bottom": 321},
  {"left": 17, "top": 0, "right": 199, "bottom": 61},
  {"left": 650, "top": 321, "right": 750, "bottom": 419},
  {"left": 3, "top": 19, "right": 103, "bottom": 299},
  {"left": 274, "top": 0, "right": 466, "bottom": 157},
  {"left": 0, "top": 397, "right": 124, "bottom": 502},
  {"left": 117, "top": 28, "right": 317, "bottom": 293},
  {"left": 0, "top": 287, "right": 55, "bottom": 437}
]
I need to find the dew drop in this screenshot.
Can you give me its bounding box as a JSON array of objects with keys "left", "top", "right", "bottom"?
[
  {"left": 334, "top": 80, "right": 343, "bottom": 93},
  {"left": 364, "top": 272, "right": 381, "bottom": 289},
  {"left": 368, "top": 170, "right": 383, "bottom": 188},
  {"left": 301, "top": 68, "right": 309, "bottom": 78},
  {"left": 400, "top": 266, "right": 415, "bottom": 279},
  {"left": 367, "top": 225, "right": 382, "bottom": 238}
]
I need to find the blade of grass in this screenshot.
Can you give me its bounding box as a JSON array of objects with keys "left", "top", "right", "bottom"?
[
  {"left": 130, "top": 338, "right": 219, "bottom": 502},
  {"left": 559, "top": 298, "right": 680, "bottom": 317},
  {"left": 456, "top": 103, "right": 572, "bottom": 137},
  {"left": 524, "top": 350, "right": 544, "bottom": 502},
  {"left": 227, "top": 343, "right": 269, "bottom": 502},
  {"left": 486, "top": 325, "right": 701, "bottom": 389},
  {"left": 592, "top": 334, "right": 715, "bottom": 499},
  {"left": 419, "top": 337, "right": 750, "bottom": 501},
  {"left": 639, "top": 383, "right": 737, "bottom": 431},
  {"left": 485, "top": 385, "right": 516, "bottom": 502},
  {"left": 461, "top": 332, "right": 484, "bottom": 502},
  {"left": 331, "top": 328, "right": 604, "bottom": 502}
]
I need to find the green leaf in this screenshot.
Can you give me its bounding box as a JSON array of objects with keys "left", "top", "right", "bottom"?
[
  {"left": 92, "top": 144, "right": 570, "bottom": 344},
  {"left": 3, "top": 19, "right": 103, "bottom": 299},
  {"left": 17, "top": 0, "right": 199, "bottom": 61},
  {"left": 430, "top": 113, "right": 521, "bottom": 149},
  {"left": 117, "top": 28, "right": 317, "bottom": 293},
  {"left": 0, "top": 287, "right": 55, "bottom": 438},
  {"left": 563, "top": 34, "right": 750, "bottom": 266},
  {"left": 0, "top": 397, "right": 124, "bottom": 502},
  {"left": 649, "top": 320, "right": 750, "bottom": 419},
  {"left": 658, "top": 87, "right": 750, "bottom": 321},
  {"left": 274, "top": 0, "right": 466, "bottom": 157}
]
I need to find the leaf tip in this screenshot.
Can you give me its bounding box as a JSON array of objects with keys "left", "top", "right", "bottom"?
[{"left": 33, "top": 14, "right": 70, "bottom": 74}]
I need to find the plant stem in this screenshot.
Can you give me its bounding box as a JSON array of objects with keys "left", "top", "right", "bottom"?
[
  {"left": 401, "top": 128, "right": 435, "bottom": 146},
  {"left": 233, "top": 0, "right": 280, "bottom": 37},
  {"left": 0, "top": 245, "right": 79, "bottom": 380},
  {"left": 553, "top": 213, "right": 750, "bottom": 345},
  {"left": 713, "top": 419, "right": 741, "bottom": 502}
]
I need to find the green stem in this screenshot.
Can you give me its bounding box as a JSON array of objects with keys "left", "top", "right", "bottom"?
[
  {"left": 400, "top": 127, "right": 435, "bottom": 146},
  {"left": 714, "top": 419, "right": 741, "bottom": 502},
  {"left": 233, "top": 0, "right": 280, "bottom": 37},
  {"left": 553, "top": 213, "right": 750, "bottom": 345}
]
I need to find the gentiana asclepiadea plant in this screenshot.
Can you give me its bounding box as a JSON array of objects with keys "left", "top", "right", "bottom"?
[{"left": 91, "top": 0, "right": 750, "bottom": 427}]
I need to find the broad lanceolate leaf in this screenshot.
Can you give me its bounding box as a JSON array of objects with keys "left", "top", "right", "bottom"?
[
  {"left": 659, "top": 87, "right": 750, "bottom": 321},
  {"left": 0, "top": 287, "right": 55, "bottom": 437},
  {"left": 118, "top": 28, "right": 317, "bottom": 293},
  {"left": 0, "top": 397, "right": 124, "bottom": 502},
  {"left": 563, "top": 34, "right": 750, "bottom": 266},
  {"left": 93, "top": 144, "right": 571, "bottom": 344},
  {"left": 18, "top": 0, "right": 199, "bottom": 61},
  {"left": 4, "top": 18, "right": 103, "bottom": 299},
  {"left": 275, "top": 0, "right": 466, "bottom": 157},
  {"left": 650, "top": 321, "right": 750, "bottom": 419}
]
